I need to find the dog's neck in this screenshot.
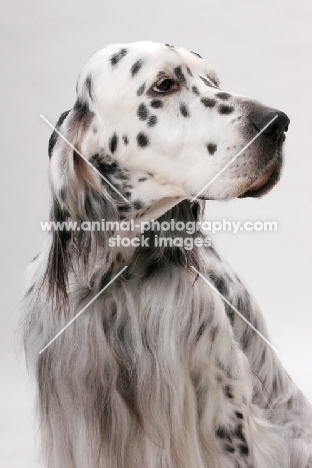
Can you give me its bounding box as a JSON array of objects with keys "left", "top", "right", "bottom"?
[
  {"left": 52, "top": 194, "right": 206, "bottom": 296},
  {"left": 104, "top": 199, "right": 206, "bottom": 278},
  {"left": 122, "top": 196, "right": 186, "bottom": 227}
]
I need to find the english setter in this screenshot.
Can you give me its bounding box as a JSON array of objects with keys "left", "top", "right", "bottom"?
[{"left": 22, "top": 41, "right": 312, "bottom": 467}]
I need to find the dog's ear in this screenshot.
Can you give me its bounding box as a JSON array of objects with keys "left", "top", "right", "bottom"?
[
  {"left": 44, "top": 100, "right": 116, "bottom": 307},
  {"left": 48, "top": 99, "right": 105, "bottom": 218}
]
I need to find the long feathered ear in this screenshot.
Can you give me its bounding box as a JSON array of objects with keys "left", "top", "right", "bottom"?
[
  {"left": 48, "top": 99, "right": 103, "bottom": 214},
  {"left": 44, "top": 98, "right": 117, "bottom": 308}
]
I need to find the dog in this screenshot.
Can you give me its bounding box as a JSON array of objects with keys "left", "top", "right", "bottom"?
[{"left": 22, "top": 41, "right": 312, "bottom": 467}]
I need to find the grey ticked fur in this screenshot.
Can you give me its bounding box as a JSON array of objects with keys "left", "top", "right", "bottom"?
[{"left": 22, "top": 41, "right": 312, "bottom": 467}]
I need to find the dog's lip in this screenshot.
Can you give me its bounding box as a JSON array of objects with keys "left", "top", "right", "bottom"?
[
  {"left": 248, "top": 163, "right": 276, "bottom": 191},
  {"left": 238, "top": 162, "right": 279, "bottom": 198}
]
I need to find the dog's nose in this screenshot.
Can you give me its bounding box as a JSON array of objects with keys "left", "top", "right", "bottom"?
[{"left": 251, "top": 109, "right": 290, "bottom": 145}]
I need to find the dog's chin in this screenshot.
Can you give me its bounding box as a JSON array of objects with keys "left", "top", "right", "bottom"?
[{"left": 238, "top": 160, "right": 282, "bottom": 199}]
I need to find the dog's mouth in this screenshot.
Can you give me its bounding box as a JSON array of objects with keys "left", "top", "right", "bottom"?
[{"left": 238, "top": 161, "right": 281, "bottom": 198}]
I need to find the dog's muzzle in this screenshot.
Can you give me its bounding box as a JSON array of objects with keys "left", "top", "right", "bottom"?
[{"left": 238, "top": 102, "right": 290, "bottom": 198}]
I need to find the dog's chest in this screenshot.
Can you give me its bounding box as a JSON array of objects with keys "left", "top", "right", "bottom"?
[{"left": 98, "top": 248, "right": 254, "bottom": 466}]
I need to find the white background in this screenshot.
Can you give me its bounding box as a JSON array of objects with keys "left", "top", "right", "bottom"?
[{"left": 0, "top": 1, "right": 311, "bottom": 466}]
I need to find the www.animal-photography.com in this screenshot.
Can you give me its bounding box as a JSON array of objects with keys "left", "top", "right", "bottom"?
[{"left": 1, "top": 1, "right": 311, "bottom": 467}]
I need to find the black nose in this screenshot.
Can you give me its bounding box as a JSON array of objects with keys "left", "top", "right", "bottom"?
[{"left": 252, "top": 109, "right": 290, "bottom": 145}]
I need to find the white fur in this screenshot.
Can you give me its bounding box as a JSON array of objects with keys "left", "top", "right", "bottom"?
[{"left": 22, "top": 41, "right": 312, "bottom": 467}]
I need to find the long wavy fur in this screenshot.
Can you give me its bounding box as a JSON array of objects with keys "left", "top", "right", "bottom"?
[{"left": 22, "top": 46, "right": 312, "bottom": 468}]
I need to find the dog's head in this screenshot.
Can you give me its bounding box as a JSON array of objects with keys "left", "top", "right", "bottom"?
[
  {"left": 44, "top": 41, "right": 290, "bottom": 302},
  {"left": 49, "top": 41, "right": 289, "bottom": 221}
]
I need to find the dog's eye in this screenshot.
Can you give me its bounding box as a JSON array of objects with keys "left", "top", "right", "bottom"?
[{"left": 152, "top": 78, "right": 179, "bottom": 93}]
